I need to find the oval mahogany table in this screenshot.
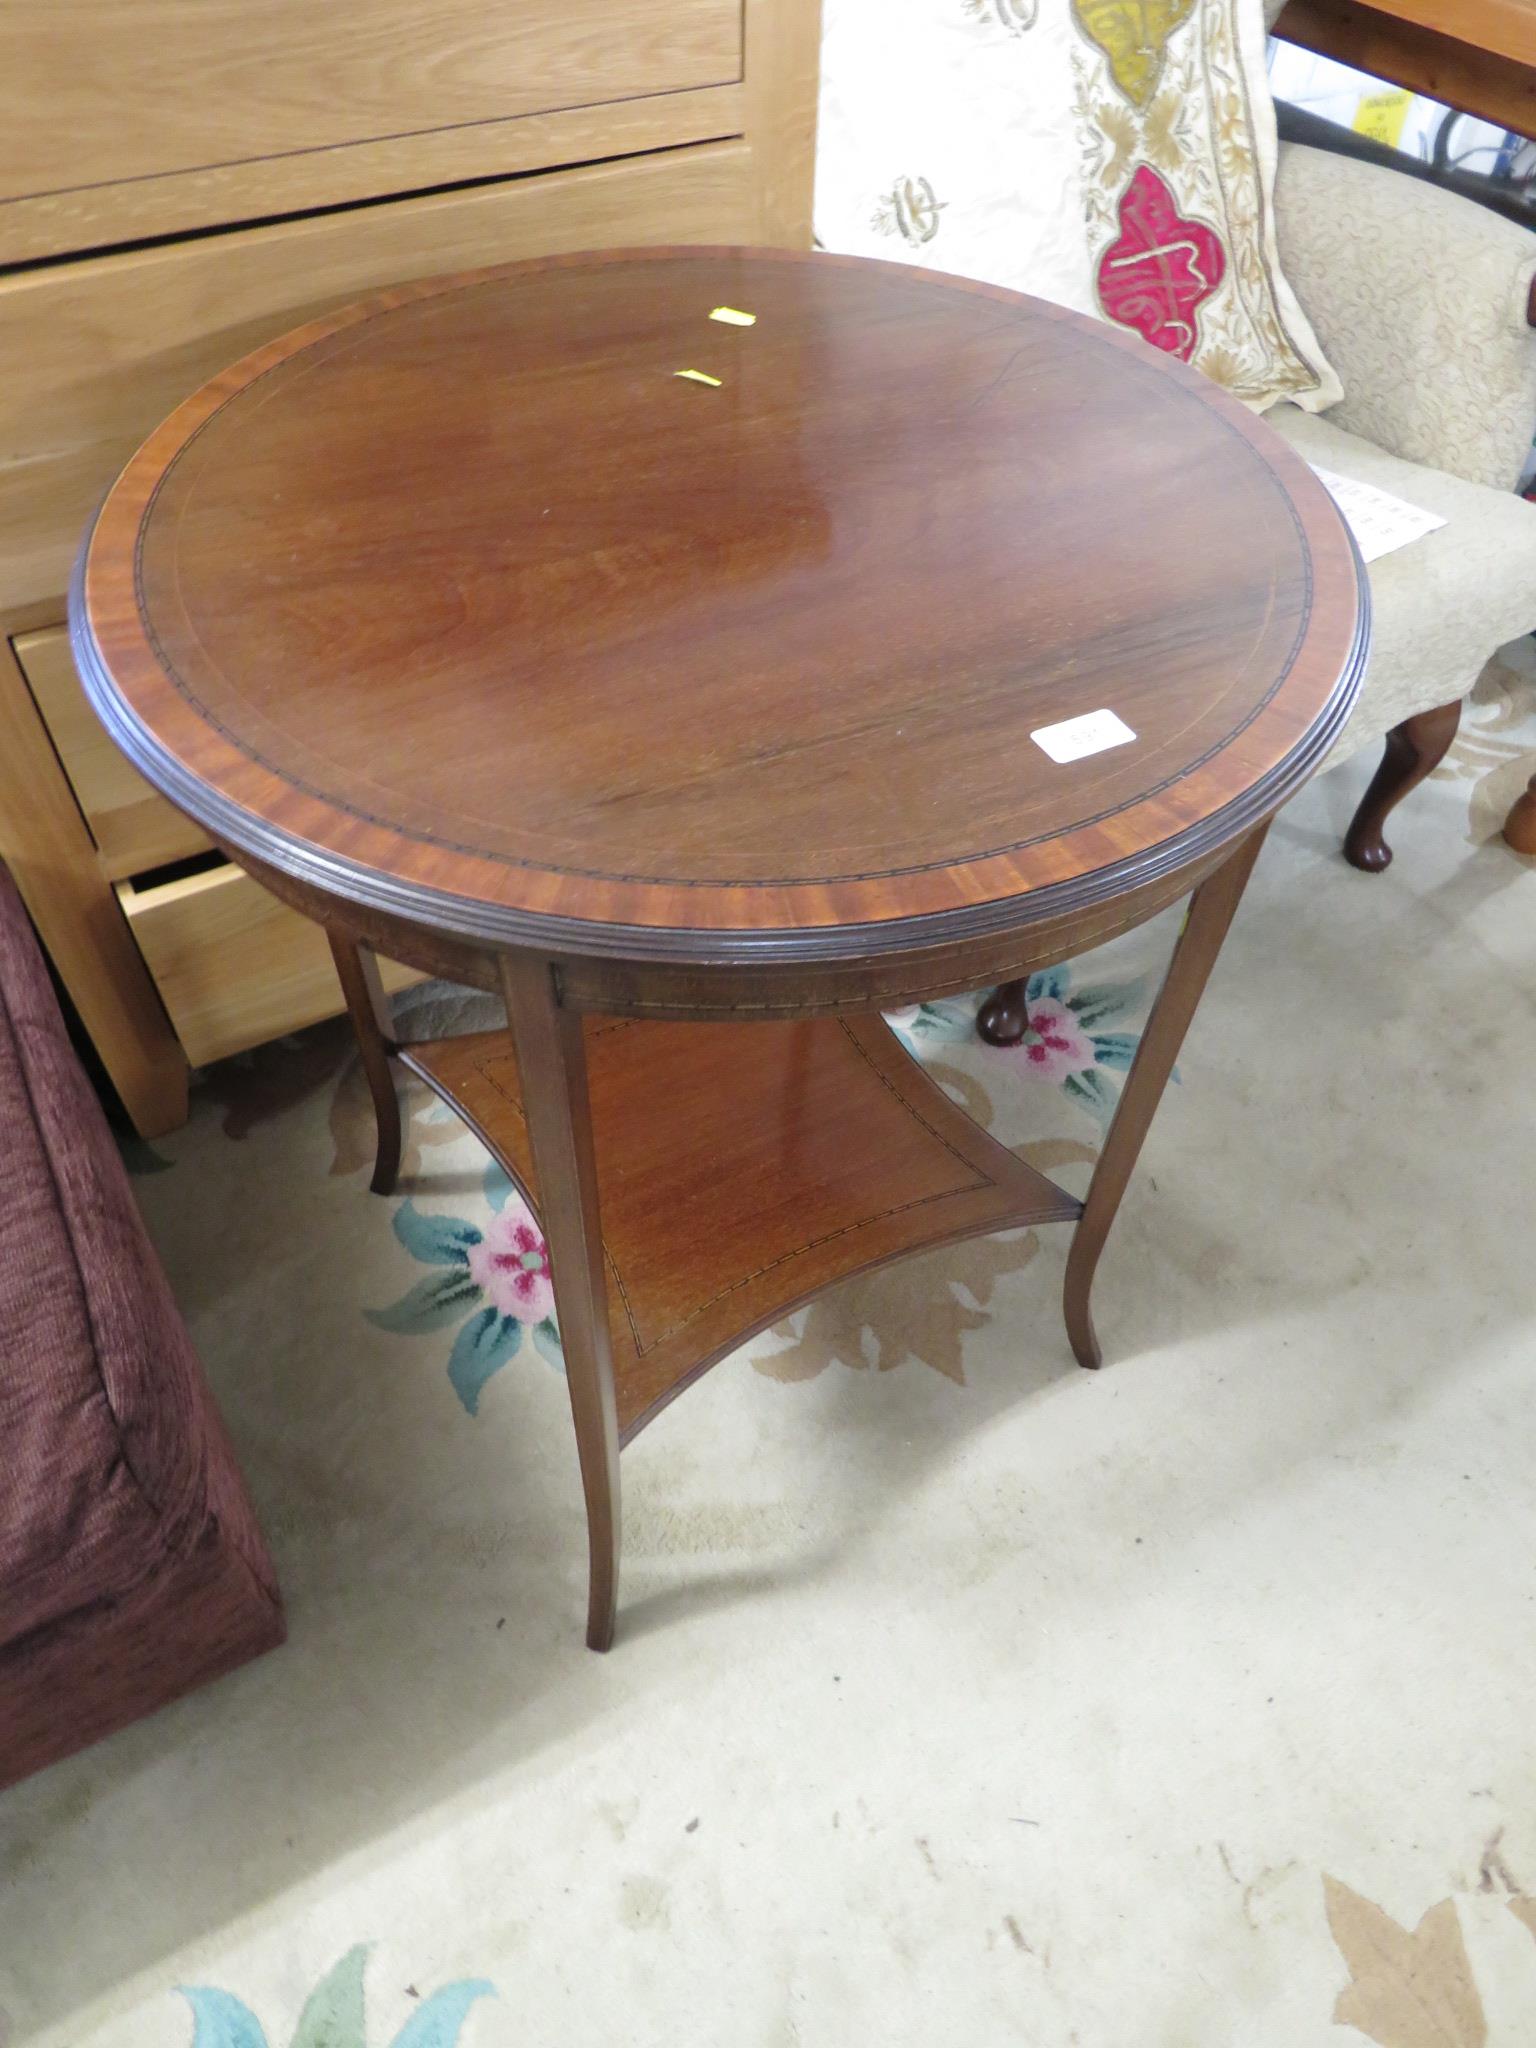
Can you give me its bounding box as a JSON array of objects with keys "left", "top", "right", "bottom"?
[{"left": 71, "top": 247, "right": 1368, "bottom": 1649}]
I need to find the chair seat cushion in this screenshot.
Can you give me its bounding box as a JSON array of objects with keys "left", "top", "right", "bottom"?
[{"left": 1268, "top": 403, "right": 1536, "bottom": 761}]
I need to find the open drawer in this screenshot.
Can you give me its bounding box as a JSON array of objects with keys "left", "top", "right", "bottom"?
[
  {"left": 16, "top": 627, "right": 423, "bottom": 1070},
  {"left": 117, "top": 859, "right": 423, "bottom": 1069},
  {"left": 16, "top": 626, "right": 212, "bottom": 880}
]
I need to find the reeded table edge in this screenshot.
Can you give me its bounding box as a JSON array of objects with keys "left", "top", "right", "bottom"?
[{"left": 69, "top": 526, "right": 1369, "bottom": 968}]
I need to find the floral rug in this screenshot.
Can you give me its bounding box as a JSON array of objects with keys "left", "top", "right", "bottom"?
[{"left": 3, "top": 655, "right": 1536, "bottom": 2048}]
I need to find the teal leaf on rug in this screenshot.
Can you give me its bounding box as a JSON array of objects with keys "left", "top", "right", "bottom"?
[
  {"left": 366, "top": 1271, "right": 482, "bottom": 1335},
  {"left": 178, "top": 1987, "right": 270, "bottom": 2048},
  {"left": 484, "top": 1161, "right": 514, "bottom": 1212},
  {"left": 532, "top": 1316, "right": 565, "bottom": 1373},
  {"left": 1064, "top": 1066, "right": 1119, "bottom": 1117},
  {"left": 1087, "top": 1031, "right": 1140, "bottom": 1072},
  {"left": 447, "top": 1305, "right": 524, "bottom": 1414},
  {"left": 885, "top": 998, "right": 977, "bottom": 1044},
  {"left": 290, "top": 1943, "right": 368, "bottom": 2048},
  {"left": 1026, "top": 965, "right": 1072, "bottom": 1005},
  {"left": 388, "top": 1980, "right": 494, "bottom": 2048},
  {"left": 391, "top": 1202, "right": 481, "bottom": 1267},
  {"left": 1066, "top": 977, "right": 1148, "bottom": 1028},
  {"left": 178, "top": 1953, "right": 492, "bottom": 2048}
]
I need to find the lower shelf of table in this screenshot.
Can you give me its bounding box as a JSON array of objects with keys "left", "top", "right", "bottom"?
[{"left": 400, "top": 1013, "right": 1081, "bottom": 1443}]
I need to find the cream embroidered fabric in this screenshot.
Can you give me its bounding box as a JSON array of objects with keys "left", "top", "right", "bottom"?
[
  {"left": 815, "top": 1, "right": 1093, "bottom": 311},
  {"left": 815, "top": 0, "right": 1342, "bottom": 413}
]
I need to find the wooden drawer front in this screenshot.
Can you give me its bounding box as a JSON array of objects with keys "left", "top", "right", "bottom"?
[
  {"left": 0, "top": 137, "right": 754, "bottom": 614},
  {"left": 0, "top": 0, "right": 740, "bottom": 204},
  {"left": 14, "top": 626, "right": 211, "bottom": 881},
  {"left": 119, "top": 863, "right": 423, "bottom": 1069}
]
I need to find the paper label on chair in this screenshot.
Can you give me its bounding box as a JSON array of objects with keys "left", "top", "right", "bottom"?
[
  {"left": 1308, "top": 464, "right": 1446, "bottom": 563},
  {"left": 1031, "top": 708, "right": 1137, "bottom": 764}
]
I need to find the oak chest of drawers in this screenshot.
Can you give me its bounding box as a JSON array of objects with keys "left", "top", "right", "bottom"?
[{"left": 0, "top": 0, "right": 819, "bottom": 1134}]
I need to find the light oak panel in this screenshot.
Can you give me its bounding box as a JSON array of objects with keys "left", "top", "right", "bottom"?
[
  {"left": 0, "top": 84, "right": 744, "bottom": 266},
  {"left": 0, "top": 139, "right": 755, "bottom": 616},
  {"left": 743, "top": 0, "right": 823, "bottom": 246},
  {"left": 0, "top": 0, "right": 740, "bottom": 203},
  {"left": 15, "top": 626, "right": 211, "bottom": 880},
  {"left": 118, "top": 863, "right": 423, "bottom": 1069},
  {"left": 0, "top": 634, "right": 188, "bottom": 1134}
]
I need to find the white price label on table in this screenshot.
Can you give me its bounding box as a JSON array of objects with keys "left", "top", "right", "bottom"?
[{"left": 1031, "top": 708, "right": 1137, "bottom": 764}]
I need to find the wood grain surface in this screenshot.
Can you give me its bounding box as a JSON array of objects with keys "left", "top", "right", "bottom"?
[
  {"left": 1276, "top": 0, "right": 1536, "bottom": 132},
  {"left": 1291, "top": 0, "right": 1536, "bottom": 62},
  {"left": 0, "top": 86, "right": 746, "bottom": 270},
  {"left": 0, "top": 635, "right": 189, "bottom": 1135},
  {"left": 15, "top": 627, "right": 212, "bottom": 881},
  {"left": 74, "top": 247, "right": 1367, "bottom": 973},
  {"left": 0, "top": 0, "right": 739, "bottom": 203},
  {"left": 404, "top": 1012, "right": 1081, "bottom": 1445},
  {"left": 117, "top": 862, "right": 422, "bottom": 1068},
  {"left": 5, "top": 148, "right": 753, "bottom": 618}
]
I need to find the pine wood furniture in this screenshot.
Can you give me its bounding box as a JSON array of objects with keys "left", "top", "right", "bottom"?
[
  {"left": 1275, "top": 0, "right": 1536, "bottom": 138},
  {"left": 0, "top": 0, "right": 819, "bottom": 1139},
  {"left": 71, "top": 248, "right": 1368, "bottom": 1648}
]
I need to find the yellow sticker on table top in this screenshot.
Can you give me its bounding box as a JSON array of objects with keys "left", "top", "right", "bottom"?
[
  {"left": 710, "top": 306, "right": 756, "bottom": 326},
  {"left": 674, "top": 368, "right": 723, "bottom": 387}
]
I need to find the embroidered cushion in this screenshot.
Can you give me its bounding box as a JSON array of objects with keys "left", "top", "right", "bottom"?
[{"left": 815, "top": 0, "right": 1341, "bottom": 413}]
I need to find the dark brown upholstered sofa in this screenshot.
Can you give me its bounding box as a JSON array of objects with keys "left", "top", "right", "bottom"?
[{"left": 0, "top": 864, "right": 283, "bottom": 1790}]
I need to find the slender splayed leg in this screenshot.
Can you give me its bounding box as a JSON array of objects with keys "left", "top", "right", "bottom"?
[
  {"left": 500, "top": 954, "right": 622, "bottom": 1652},
  {"left": 329, "top": 929, "right": 402, "bottom": 1196},
  {"left": 977, "top": 977, "right": 1030, "bottom": 1046},
  {"left": 1064, "top": 825, "right": 1269, "bottom": 1371}
]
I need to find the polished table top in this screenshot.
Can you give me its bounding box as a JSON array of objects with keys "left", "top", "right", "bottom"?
[{"left": 73, "top": 247, "right": 1365, "bottom": 967}]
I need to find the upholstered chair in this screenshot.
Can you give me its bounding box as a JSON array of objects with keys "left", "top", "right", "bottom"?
[{"left": 978, "top": 74, "right": 1536, "bottom": 1044}]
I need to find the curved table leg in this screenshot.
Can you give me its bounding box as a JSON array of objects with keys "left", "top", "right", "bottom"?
[
  {"left": 501, "top": 955, "right": 622, "bottom": 1652},
  {"left": 329, "top": 929, "right": 402, "bottom": 1197},
  {"left": 1064, "top": 825, "right": 1269, "bottom": 1371}
]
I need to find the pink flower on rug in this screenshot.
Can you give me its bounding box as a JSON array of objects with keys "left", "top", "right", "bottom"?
[
  {"left": 467, "top": 1202, "right": 556, "bottom": 1322},
  {"left": 892, "top": 966, "right": 1147, "bottom": 1124},
  {"left": 1017, "top": 995, "right": 1097, "bottom": 1084},
  {"left": 367, "top": 1165, "right": 564, "bottom": 1416}
]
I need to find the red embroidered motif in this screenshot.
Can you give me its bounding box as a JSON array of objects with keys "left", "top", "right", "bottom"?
[{"left": 1097, "top": 164, "right": 1225, "bottom": 363}]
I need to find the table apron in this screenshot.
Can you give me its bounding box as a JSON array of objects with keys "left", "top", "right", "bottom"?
[{"left": 224, "top": 835, "right": 1244, "bottom": 1020}]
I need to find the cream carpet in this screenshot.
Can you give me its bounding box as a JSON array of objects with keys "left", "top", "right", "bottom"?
[{"left": 3, "top": 657, "right": 1536, "bottom": 2048}]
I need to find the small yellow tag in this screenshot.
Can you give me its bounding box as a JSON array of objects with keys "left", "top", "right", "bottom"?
[
  {"left": 674, "top": 368, "right": 723, "bottom": 386},
  {"left": 709, "top": 306, "right": 757, "bottom": 326},
  {"left": 1352, "top": 88, "right": 1412, "bottom": 148}
]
